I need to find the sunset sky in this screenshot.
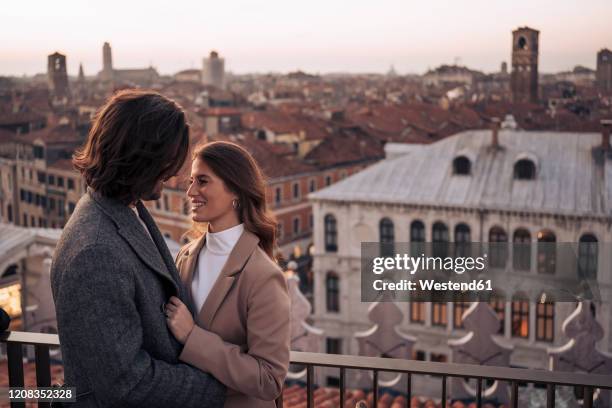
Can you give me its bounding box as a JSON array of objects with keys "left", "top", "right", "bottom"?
[{"left": 2, "top": 0, "right": 611, "bottom": 76}]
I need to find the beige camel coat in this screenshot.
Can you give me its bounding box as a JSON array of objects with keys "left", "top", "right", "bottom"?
[{"left": 175, "top": 229, "right": 290, "bottom": 407}]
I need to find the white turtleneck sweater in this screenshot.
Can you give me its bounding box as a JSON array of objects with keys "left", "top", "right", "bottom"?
[{"left": 191, "top": 223, "right": 244, "bottom": 314}]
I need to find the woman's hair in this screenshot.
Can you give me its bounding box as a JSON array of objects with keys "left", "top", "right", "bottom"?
[
  {"left": 73, "top": 89, "right": 189, "bottom": 204},
  {"left": 192, "top": 141, "right": 278, "bottom": 259}
]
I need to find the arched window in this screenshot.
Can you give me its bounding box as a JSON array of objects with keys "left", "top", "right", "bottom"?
[
  {"left": 578, "top": 234, "right": 597, "bottom": 280},
  {"left": 489, "top": 226, "right": 508, "bottom": 268},
  {"left": 324, "top": 214, "right": 337, "bottom": 252},
  {"left": 514, "top": 159, "right": 536, "bottom": 180},
  {"left": 513, "top": 229, "right": 531, "bottom": 271},
  {"left": 537, "top": 230, "right": 556, "bottom": 274},
  {"left": 454, "top": 223, "right": 471, "bottom": 257},
  {"left": 536, "top": 294, "right": 554, "bottom": 342},
  {"left": 488, "top": 291, "right": 506, "bottom": 335},
  {"left": 326, "top": 272, "right": 340, "bottom": 313},
  {"left": 453, "top": 156, "right": 471, "bottom": 175},
  {"left": 511, "top": 292, "right": 529, "bottom": 338},
  {"left": 7, "top": 204, "right": 12, "bottom": 223},
  {"left": 432, "top": 222, "right": 449, "bottom": 258},
  {"left": 379, "top": 218, "right": 394, "bottom": 257},
  {"left": 410, "top": 220, "right": 425, "bottom": 256}
]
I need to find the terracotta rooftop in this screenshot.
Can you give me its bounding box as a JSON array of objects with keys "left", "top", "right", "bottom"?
[{"left": 18, "top": 124, "right": 84, "bottom": 145}]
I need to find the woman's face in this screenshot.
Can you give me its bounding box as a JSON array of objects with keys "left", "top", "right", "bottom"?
[{"left": 187, "top": 157, "right": 239, "bottom": 231}]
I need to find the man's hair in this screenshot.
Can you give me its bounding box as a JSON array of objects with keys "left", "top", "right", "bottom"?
[{"left": 73, "top": 89, "right": 189, "bottom": 203}]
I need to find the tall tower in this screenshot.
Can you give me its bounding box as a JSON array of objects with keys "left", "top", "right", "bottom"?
[
  {"left": 47, "top": 52, "right": 69, "bottom": 101},
  {"left": 511, "top": 27, "right": 539, "bottom": 103},
  {"left": 202, "top": 51, "right": 225, "bottom": 89},
  {"left": 596, "top": 49, "right": 612, "bottom": 93},
  {"left": 102, "top": 42, "right": 114, "bottom": 81}
]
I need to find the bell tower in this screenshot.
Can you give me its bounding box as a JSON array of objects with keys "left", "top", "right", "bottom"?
[{"left": 511, "top": 27, "right": 539, "bottom": 103}]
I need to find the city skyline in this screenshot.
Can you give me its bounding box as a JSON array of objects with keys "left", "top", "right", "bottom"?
[{"left": 2, "top": 0, "right": 611, "bottom": 76}]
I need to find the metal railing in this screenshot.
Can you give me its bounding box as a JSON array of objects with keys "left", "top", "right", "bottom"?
[{"left": 1, "top": 331, "right": 611, "bottom": 408}]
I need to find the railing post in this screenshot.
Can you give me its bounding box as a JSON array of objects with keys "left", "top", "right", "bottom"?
[
  {"left": 406, "top": 372, "right": 412, "bottom": 405},
  {"left": 476, "top": 378, "right": 482, "bottom": 408},
  {"left": 441, "top": 375, "right": 447, "bottom": 408},
  {"left": 306, "top": 364, "right": 314, "bottom": 408},
  {"left": 35, "top": 344, "right": 52, "bottom": 408},
  {"left": 546, "top": 383, "right": 555, "bottom": 408},
  {"left": 372, "top": 370, "right": 378, "bottom": 408},
  {"left": 510, "top": 380, "right": 519, "bottom": 408},
  {"left": 7, "top": 342, "right": 24, "bottom": 408},
  {"left": 583, "top": 386, "right": 593, "bottom": 408},
  {"left": 339, "top": 367, "right": 345, "bottom": 408}
]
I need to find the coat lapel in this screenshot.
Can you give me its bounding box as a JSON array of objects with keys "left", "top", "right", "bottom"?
[
  {"left": 88, "top": 189, "right": 179, "bottom": 295},
  {"left": 178, "top": 234, "right": 207, "bottom": 313},
  {"left": 190, "top": 230, "right": 260, "bottom": 329}
]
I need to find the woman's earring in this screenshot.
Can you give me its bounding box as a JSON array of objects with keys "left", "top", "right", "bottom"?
[{"left": 232, "top": 199, "right": 239, "bottom": 209}]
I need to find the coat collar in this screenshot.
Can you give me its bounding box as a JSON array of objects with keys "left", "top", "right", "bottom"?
[
  {"left": 180, "top": 228, "right": 260, "bottom": 328},
  {"left": 87, "top": 188, "right": 180, "bottom": 295}
]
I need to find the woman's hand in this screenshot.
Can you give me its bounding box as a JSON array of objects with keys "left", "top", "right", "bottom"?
[{"left": 165, "top": 296, "right": 195, "bottom": 344}]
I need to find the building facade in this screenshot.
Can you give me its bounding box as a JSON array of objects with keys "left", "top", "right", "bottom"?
[{"left": 309, "top": 122, "right": 612, "bottom": 391}]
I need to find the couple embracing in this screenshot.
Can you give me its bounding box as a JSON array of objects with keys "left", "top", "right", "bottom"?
[{"left": 50, "top": 90, "right": 290, "bottom": 407}]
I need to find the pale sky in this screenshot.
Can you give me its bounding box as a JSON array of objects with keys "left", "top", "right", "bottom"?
[{"left": 2, "top": 0, "right": 611, "bottom": 76}]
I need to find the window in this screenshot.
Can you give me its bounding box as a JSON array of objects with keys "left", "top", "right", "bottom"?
[
  {"left": 292, "top": 182, "right": 300, "bottom": 200},
  {"left": 163, "top": 194, "right": 169, "bottom": 211},
  {"left": 432, "top": 302, "right": 447, "bottom": 327},
  {"left": 277, "top": 222, "right": 284, "bottom": 241},
  {"left": 67, "top": 178, "right": 75, "bottom": 190},
  {"left": 537, "top": 230, "right": 556, "bottom": 274},
  {"left": 536, "top": 297, "right": 554, "bottom": 342},
  {"left": 33, "top": 145, "right": 44, "bottom": 159},
  {"left": 155, "top": 200, "right": 161, "bottom": 210},
  {"left": 309, "top": 214, "right": 313, "bottom": 229},
  {"left": 511, "top": 294, "right": 529, "bottom": 338},
  {"left": 20, "top": 189, "right": 25, "bottom": 202},
  {"left": 489, "top": 226, "right": 508, "bottom": 268},
  {"left": 324, "top": 214, "right": 337, "bottom": 252},
  {"left": 23, "top": 214, "right": 28, "bottom": 226},
  {"left": 37, "top": 171, "right": 46, "bottom": 183},
  {"left": 453, "top": 156, "right": 471, "bottom": 175},
  {"left": 7, "top": 204, "right": 12, "bottom": 222},
  {"left": 326, "top": 272, "right": 340, "bottom": 312},
  {"left": 410, "top": 220, "right": 426, "bottom": 256},
  {"left": 325, "top": 175, "right": 332, "bottom": 186},
  {"left": 326, "top": 338, "right": 342, "bottom": 355},
  {"left": 454, "top": 223, "right": 471, "bottom": 257},
  {"left": 49, "top": 198, "right": 55, "bottom": 210},
  {"left": 309, "top": 178, "right": 316, "bottom": 193},
  {"left": 57, "top": 177, "right": 64, "bottom": 187},
  {"left": 274, "top": 187, "right": 282, "bottom": 206},
  {"left": 58, "top": 199, "right": 65, "bottom": 217},
  {"left": 513, "top": 229, "right": 531, "bottom": 271},
  {"left": 410, "top": 302, "right": 425, "bottom": 324},
  {"left": 431, "top": 353, "right": 447, "bottom": 363},
  {"left": 68, "top": 202, "right": 75, "bottom": 214},
  {"left": 578, "top": 234, "right": 597, "bottom": 280},
  {"left": 379, "top": 218, "right": 394, "bottom": 257},
  {"left": 489, "top": 293, "right": 506, "bottom": 335},
  {"left": 432, "top": 222, "right": 449, "bottom": 258},
  {"left": 514, "top": 159, "right": 536, "bottom": 180},
  {"left": 31, "top": 216, "right": 35, "bottom": 227},
  {"left": 48, "top": 175, "right": 55, "bottom": 185},
  {"left": 293, "top": 217, "right": 300, "bottom": 236},
  {"left": 453, "top": 296, "right": 472, "bottom": 329}
]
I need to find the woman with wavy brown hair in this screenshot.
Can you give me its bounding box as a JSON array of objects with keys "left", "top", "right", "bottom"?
[{"left": 164, "top": 140, "right": 290, "bottom": 407}]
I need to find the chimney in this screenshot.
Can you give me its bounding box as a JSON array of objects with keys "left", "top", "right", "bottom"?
[
  {"left": 491, "top": 117, "right": 501, "bottom": 148},
  {"left": 601, "top": 119, "right": 612, "bottom": 151}
]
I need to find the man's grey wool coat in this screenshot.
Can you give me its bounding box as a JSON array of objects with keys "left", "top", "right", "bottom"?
[{"left": 51, "top": 189, "right": 226, "bottom": 407}]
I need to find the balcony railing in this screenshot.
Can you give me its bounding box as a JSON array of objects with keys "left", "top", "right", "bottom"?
[{"left": 1, "top": 331, "right": 611, "bottom": 408}]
